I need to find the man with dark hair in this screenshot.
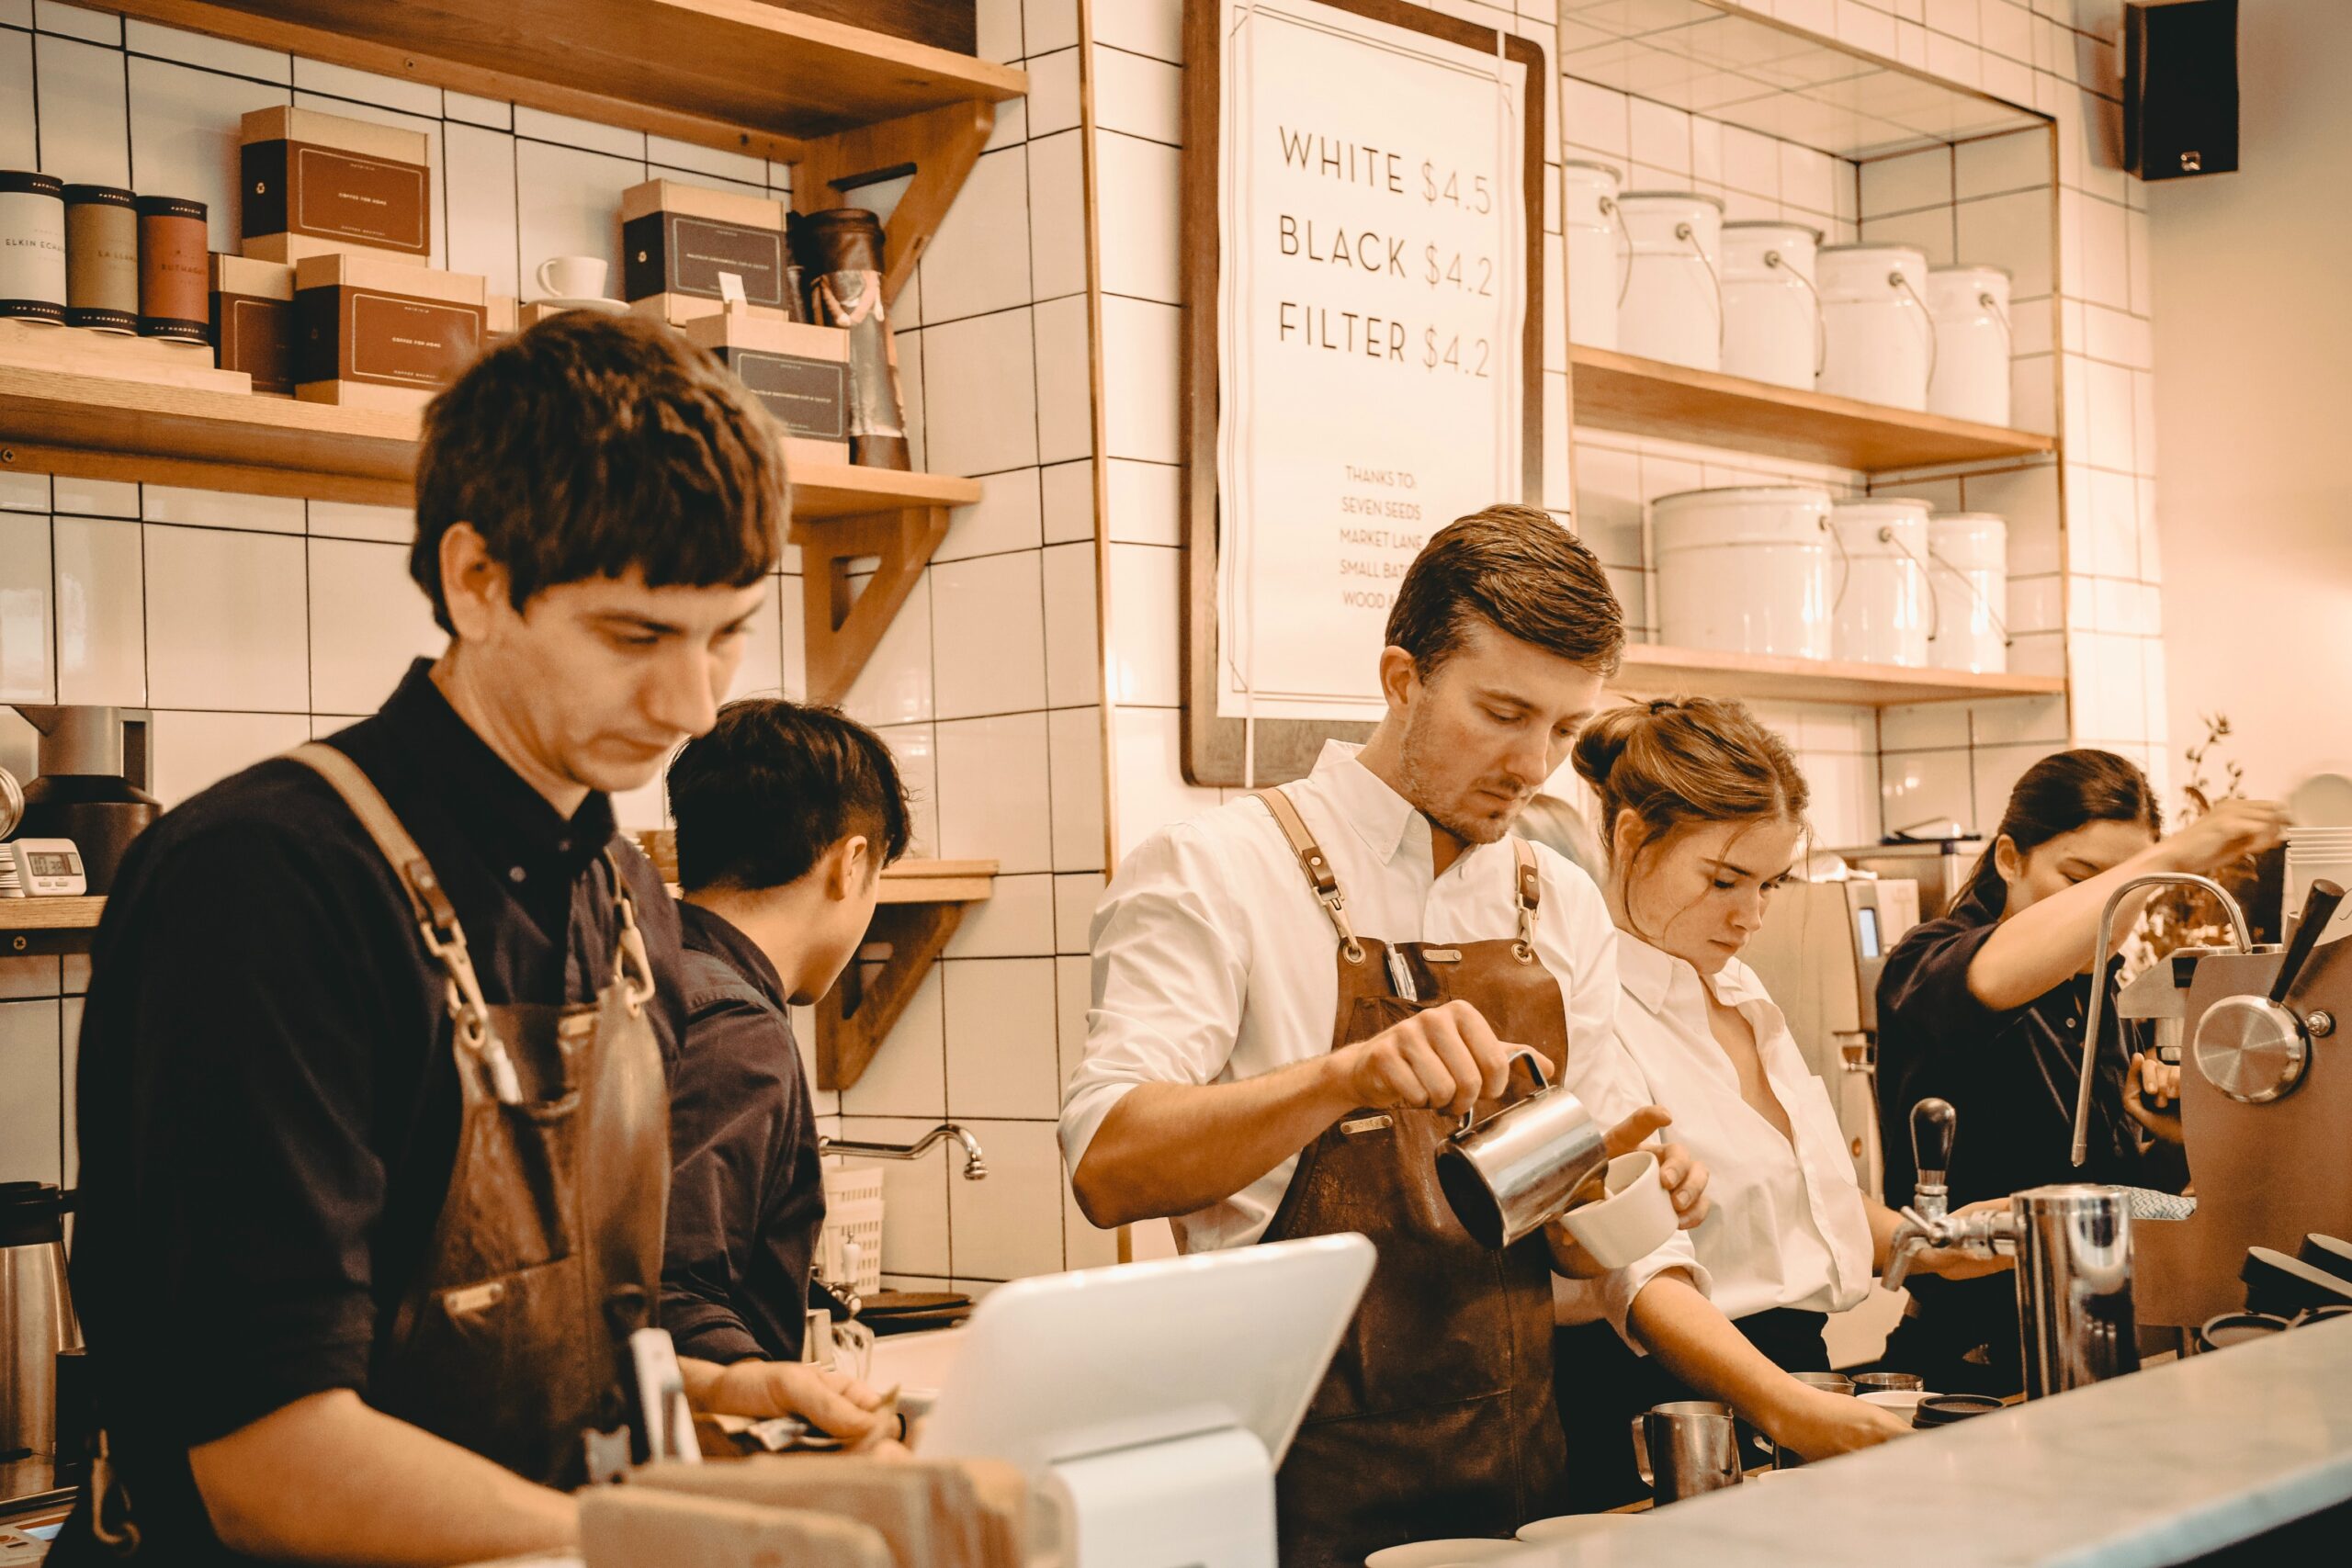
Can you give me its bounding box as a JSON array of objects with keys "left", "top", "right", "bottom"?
[
  {"left": 58, "top": 314, "right": 808, "bottom": 1567},
  {"left": 658, "top": 699, "right": 911, "bottom": 1439},
  {"left": 1063, "top": 504, "right": 1713, "bottom": 1563}
]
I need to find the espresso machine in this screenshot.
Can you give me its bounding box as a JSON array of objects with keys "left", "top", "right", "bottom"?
[
  {"left": 2098, "top": 876, "right": 2352, "bottom": 1330},
  {"left": 1889, "top": 874, "right": 2352, "bottom": 1392},
  {"left": 1742, "top": 876, "right": 1920, "bottom": 1197}
]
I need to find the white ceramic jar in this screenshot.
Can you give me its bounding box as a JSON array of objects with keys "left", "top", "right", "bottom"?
[
  {"left": 1562, "top": 160, "right": 1624, "bottom": 352},
  {"left": 1926, "top": 265, "right": 2013, "bottom": 426},
  {"left": 1721, "top": 220, "right": 1821, "bottom": 390},
  {"left": 1653, "top": 486, "right": 1836, "bottom": 659},
  {"left": 1927, "top": 512, "right": 2008, "bottom": 673},
  {"left": 1617, "top": 191, "right": 1724, "bottom": 372},
  {"left": 1829, "top": 496, "right": 1932, "bottom": 667},
  {"left": 1818, "top": 243, "right": 1933, "bottom": 411}
]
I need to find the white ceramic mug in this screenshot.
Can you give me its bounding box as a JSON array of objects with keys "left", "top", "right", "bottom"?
[
  {"left": 1561, "top": 1150, "right": 1676, "bottom": 1269},
  {"left": 535, "top": 254, "right": 609, "bottom": 299}
]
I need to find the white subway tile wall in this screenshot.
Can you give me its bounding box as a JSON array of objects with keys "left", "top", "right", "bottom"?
[{"left": 0, "top": 10, "right": 1102, "bottom": 1282}]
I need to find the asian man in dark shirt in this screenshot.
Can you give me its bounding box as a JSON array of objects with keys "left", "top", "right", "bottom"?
[
  {"left": 659, "top": 699, "right": 912, "bottom": 1443},
  {"left": 58, "top": 314, "right": 841, "bottom": 1567}
]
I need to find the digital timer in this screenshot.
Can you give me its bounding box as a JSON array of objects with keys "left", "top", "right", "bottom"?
[{"left": 1, "top": 839, "right": 86, "bottom": 897}]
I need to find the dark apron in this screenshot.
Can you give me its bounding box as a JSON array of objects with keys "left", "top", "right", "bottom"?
[
  {"left": 74, "top": 744, "right": 669, "bottom": 1559},
  {"left": 1252, "top": 788, "right": 1570, "bottom": 1568}
]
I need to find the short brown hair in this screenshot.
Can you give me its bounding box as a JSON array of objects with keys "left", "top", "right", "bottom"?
[
  {"left": 1572, "top": 696, "right": 1809, "bottom": 908},
  {"left": 1385, "top": 504, "right": 1625, "bottom": 677},
  {"left": 412, "top": 311, "right": 786, "bottom": 633}
]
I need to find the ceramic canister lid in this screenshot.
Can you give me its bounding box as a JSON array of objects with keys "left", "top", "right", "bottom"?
[{"left": 1619, "top": 189, "right": 1727, "bottom": 209}]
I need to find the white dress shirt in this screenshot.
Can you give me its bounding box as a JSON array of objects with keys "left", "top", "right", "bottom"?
[
  {"left": 1607, "top": 935, "right": 1875, "bottom": 1322},
  {"left": 1061, "top": 741, "right": 1704, "bottom": 1330}
]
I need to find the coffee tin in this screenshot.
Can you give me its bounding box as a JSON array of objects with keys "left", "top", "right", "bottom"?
[
  {"left": 64, "top": 184, "right": 139, "bottom": 333},
  {"left": 0, "top": 171, "right": 69, "bottom": 325},
  {"left": 136, "top": 194, "right": 211, "bottom": 344}
]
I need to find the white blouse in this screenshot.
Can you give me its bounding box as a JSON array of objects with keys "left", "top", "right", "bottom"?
[{"left": 1607, "top": 935, "right": 1875, "bottom": 1322}]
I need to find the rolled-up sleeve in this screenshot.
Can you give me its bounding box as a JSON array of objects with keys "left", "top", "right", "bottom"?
[
  {"left": 1058, "top": 824, "right": 1252, "bottom": 1175},
  {"left": 1542, "top": 858, "right": 1711, "bottom": 1338}
]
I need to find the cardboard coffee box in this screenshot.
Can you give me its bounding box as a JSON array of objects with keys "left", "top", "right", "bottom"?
[
  {"left": 683, "top": 310, "right": 850, "bottom": 466},
  {"left": 293, "top": 252, "right": 485, "bottom": 411},
  {"left": 484, "top": 293, "right": 517, "bottom": 350},
  {"left": 241, "top": 106, "right": 432, "bottom": 266},
  {"left": 621, "top": 180, "right": 793, "bottom": 316},
  {"left": 209, "top": 253, "right": 295, "bottom": 396}
]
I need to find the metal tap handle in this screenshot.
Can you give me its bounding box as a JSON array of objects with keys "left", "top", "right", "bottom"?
[
  {"left": 2274, "top": 880, "right": 2345, "bottom": 1006},
  {"left": 1911, "top": 1097, "right": 1956, "bottom": 1222},
  {"left": 1453, "top": 1047, "right": 1551, "bottom": 1137},
  {"left": 2072, "top": 872, "right": 2252, "bottom": 1167}
]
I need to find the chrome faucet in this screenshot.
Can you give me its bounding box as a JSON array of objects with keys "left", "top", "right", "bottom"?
[
  {"left": 1885, "top": 1098, "right": 2140, "bottom": 1398},
  {"left": 820, "top": 1122, "right": 989, "bottom": 1179},
  {"left": 2070, "top": 873, "right": 2252, "bottom": 1166}
]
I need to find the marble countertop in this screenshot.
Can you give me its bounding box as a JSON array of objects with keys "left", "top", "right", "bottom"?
[{"left": 1538, "top": 1317, "right": 2352, "bottom": 1568}]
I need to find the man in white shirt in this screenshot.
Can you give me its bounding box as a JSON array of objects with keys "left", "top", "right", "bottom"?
[{"left": 1061, "top": 506, "right": 1712, "bottom": 1563}]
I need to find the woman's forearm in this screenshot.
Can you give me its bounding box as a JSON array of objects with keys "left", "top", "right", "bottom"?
[
  {"left": 1965, "top": 841, "right": 2177, "bottom": 1011},
  {"left": 1624, "top": 1273, "right": 1807, "bottom": 1441}
]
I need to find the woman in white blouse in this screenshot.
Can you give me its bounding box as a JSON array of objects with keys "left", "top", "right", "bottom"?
[{"left": 1551, "top": 696, "right": 2007, "bottom": 1504}]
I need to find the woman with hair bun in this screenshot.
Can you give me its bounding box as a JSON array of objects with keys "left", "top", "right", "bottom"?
[
  {"left": 1875, "top": 750, "right": 2289, "bottom": 1393},
  {"left": 1553, "top": 697, "right": 2009, "bottom": 1504}
]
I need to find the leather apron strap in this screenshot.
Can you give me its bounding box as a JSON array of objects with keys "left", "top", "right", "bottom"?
[
  {"left": 1256, "top": 784, "right": 1544, "bottom": 960},
  {"left": 287, "top": 743, "right": 658, "bottom": 1102}
]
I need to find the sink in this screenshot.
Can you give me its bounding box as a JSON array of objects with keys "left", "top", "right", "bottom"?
[{"left": 865, "top": 1325, "right": 970, "bottom": 1397}]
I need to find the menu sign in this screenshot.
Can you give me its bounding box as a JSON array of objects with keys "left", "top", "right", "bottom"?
[{"left": 1213, "top": 0, "right": 1527, "bottom": 722}]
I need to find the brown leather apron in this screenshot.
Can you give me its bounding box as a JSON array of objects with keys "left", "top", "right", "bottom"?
[
  {"left": 1253, "top": 788, "right": 1570, "bottom": 1568},
  {"left": 293, "top": 743, "right": 671, "bottom": 1487},
  {"left": 74, "top": 747, "right": 673, "bottom": 1560}
]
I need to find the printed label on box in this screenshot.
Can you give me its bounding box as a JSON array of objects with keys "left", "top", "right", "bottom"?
[
  {"left": 725, "top": 349, "right": 848, "bottom": 441},
  {"left": 345, "top": 290, "right": 482, "bottom": 387},
  {"left": 293, "top": 145, "right": 429, "bottom": 251},
  {"left": 667, "top": 215, "right": 786, "bottom": 306}
]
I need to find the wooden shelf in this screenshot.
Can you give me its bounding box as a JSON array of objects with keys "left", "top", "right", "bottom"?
[
  {"left": 1613, "top": 644, "right": 2067, "bottom": 707},
  {"left": 0, "top": 365, "right": 980, "bottom": 515},
  {"left": 0, "top": 896, "right": 107, "bottom": 958},
  {"left": 1569, "top": 345, "right": 2057, "bottom": 473},
  {"left": 875, "top": 858, "right": 997, "bottom": 905},
  {"left": 108, "top": 0, "right": 1028, "bottom": 160}
]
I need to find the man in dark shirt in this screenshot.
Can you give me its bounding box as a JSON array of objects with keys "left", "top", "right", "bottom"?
[
  {"left": 58, "top": 314, "right": 816, "bottom": 1566},
  {"left": 660, "top": 700, "right": 911, "bottom": 1439}
]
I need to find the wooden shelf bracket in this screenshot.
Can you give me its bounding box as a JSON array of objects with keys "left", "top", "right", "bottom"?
[
  {"left": 793, "top": 502, "right": 952, "bottom": 708},
  {"left": 793, "top": 100, "right": 996, "bottom": 306},
  {"left": 814, "top": 899, "right": 964, "bottom": 1092}
]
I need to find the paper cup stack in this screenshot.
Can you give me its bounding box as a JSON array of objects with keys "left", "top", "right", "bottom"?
[{"left": 2284, "top": 827, "right": 2352, "bottom": 947}]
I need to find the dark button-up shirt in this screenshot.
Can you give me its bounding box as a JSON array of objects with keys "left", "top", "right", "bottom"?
[
  {"left": 660, "top": 901, "right": 827, "bottom": 1364},
  {"left": 60, "top": 660, "right": 689, "bottom": 1567},
  {"left": 1874, "top": 883, "right": 2184, "bottom": 1364}
]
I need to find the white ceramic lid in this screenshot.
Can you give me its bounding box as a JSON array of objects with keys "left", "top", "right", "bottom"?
[
  {"left": 1618, "top": 189, "right": 1726, "bottom": 209},
  {"left": 1562, "top": 157, "right": 1623, "bottom": 180}
]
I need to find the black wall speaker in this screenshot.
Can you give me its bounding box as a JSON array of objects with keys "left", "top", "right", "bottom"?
[{"left": 2125, "top": 0, "right": 2240, "bottom": 180}]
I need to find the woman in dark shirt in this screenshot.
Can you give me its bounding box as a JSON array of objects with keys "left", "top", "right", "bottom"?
[{"left": 1874, "top": 750, "right": 2288, "bottom": 1392}]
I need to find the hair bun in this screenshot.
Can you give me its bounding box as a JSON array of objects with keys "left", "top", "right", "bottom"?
[{"left": 1570, "top": 704, "right": 1646, "bottom": 791}]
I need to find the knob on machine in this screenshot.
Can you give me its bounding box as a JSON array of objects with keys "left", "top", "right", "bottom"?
[{"left": 2194, "top": 880, "right": 2346, "bottom": 1104}]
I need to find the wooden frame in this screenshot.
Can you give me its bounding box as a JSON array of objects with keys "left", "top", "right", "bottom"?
[{"left": 1178, "top": 0, "right": 1549, "bottom": 788}]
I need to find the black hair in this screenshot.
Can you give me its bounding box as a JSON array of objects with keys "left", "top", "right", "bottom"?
[
  {"left": 667, "top": 699, "right": 911, "bottom": 894},
  {"left": 1965, "top": 748, "right": 2164, "bottom": 909},
  {"left": 412, "top": 311, "right": 785, "bottom": 634}
]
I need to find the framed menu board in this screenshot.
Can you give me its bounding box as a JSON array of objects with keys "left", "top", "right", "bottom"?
[{"left": 1182, "top": 0, "right": 1546, "bottom": 786}]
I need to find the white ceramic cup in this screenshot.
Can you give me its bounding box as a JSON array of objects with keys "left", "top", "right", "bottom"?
[
  {"left": 1363, "top": 1540, "right": 1520, "bottom": 1568},
  {"left": 535, "top": 254, "right": 609, "bottom": 299},
  {"left": 1561, "top": 1150, "right": 1677, "bottom": 1269},
  {"left": 1517, "top": 1513, "right": 1639, "bottom": 1542}
]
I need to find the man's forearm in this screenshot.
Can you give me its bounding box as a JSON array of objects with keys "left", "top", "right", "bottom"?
[
  {"left": 190, "top": 1389, "right": 576, "bottom": 1567},
  {"left": 1069, "top": 1056, "right": 1357, "bottom": 1228}
]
